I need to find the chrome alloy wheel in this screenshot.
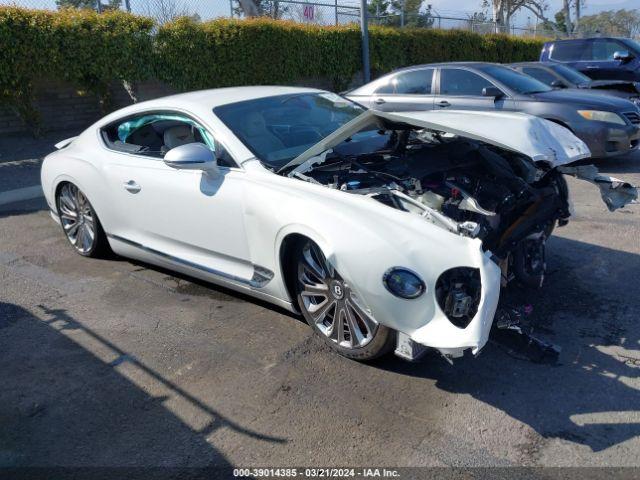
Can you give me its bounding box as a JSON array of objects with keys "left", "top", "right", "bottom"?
[
  {"left": 58, "top": 184, "right": 96, "bottom": 254},
  {"left": 297, "top": 242, "right": 378, "bottom": 349}
]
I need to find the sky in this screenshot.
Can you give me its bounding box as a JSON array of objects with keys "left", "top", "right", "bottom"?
[
  {"left": 424, "top": 0, "right": 640, "bottom": 25},
  {"left": 1, "top": 0, "right": 638, "bottom": 28}
]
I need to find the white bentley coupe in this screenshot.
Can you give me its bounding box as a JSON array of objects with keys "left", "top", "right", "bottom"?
[{"left": 41, "top": 87, "right": 638, "bottom": 361}]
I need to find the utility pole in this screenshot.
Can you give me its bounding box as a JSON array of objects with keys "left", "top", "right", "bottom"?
[
  {"left": 359, "top": 0, "right": 370, "bottom": 83},
  {"left": 124, "top": 0, "right": 131, "bottom": 12},
  {"left": 575, "top": 0, "right": 581, "bottom": 36},
  {"left": 230, "top": 0, "right": 234, "bottom": 18},
  {"left": 335, "top": 0, "right": 339, "bottom": 26},
  {"left": 400, "top": 0, "right": 405, "bottom": 27}
]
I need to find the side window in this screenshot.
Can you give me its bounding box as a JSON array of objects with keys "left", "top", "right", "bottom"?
[
  {"left": 550, "top": 40, "right": 590, "bottom": 61},
  {"left": 101, "top": 112, "right": 236, "bottom": 167},
  {"left": 375, "top": 69, "right": 434, "bottom": 95},
  {"left": 522, "top": 67, "right": 558, "bottom": 86},
  {"left": 394, "top": 69, "right": 434, "bottom": 94},
  {"left": 375, "top": 78, "right": 396, "bottom": 94},
  {"left": 439, "top": 69, "right": 493, "bottom": 96},
  {"left": 591, "top": 39, "right": 624, "bottom": 61}
]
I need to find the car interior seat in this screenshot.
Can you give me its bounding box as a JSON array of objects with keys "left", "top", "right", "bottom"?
[{"left": 163, "top": 124, "right": 197, "bottom": 151}]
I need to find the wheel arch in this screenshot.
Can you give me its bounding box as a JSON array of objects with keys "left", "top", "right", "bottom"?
[
  {"left": 275, "top": 226, "right": 332, "bottom": 311},
  {"left": 543, "top": 117, "right": 574, "bottom": 133}
]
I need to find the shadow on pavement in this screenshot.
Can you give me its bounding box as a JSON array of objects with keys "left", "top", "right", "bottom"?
[
  {"left": 0, "top": 198, "right": 48, "bottom": 219},
  {"left": 0, "top": 302, "right": 285, "bottom": 469},
  {"left": 376, "top": 236, "right": 640, "bottom": 453}
]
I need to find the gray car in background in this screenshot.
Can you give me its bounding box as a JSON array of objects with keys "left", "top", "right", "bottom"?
[
  {"left": 510, "top": 61, "right": 640, "bottom": 106},
  {"left": 346, "top": 62, "right": 640, "bottom": 158}
]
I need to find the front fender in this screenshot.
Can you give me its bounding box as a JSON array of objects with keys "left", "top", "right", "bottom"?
[{"left": 243, "top": 172, "right": 501, "bottom": 352}]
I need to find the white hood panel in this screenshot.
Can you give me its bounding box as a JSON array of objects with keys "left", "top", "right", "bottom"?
[
  {"left": 378, "top": 110, "right": 591, "bottom": 167},
  {"left": 285, "top": 109, "right": 591, "bottom": 171}
]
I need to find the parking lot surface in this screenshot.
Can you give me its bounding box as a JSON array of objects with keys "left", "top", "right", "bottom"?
[{"left": 1, "top": 135, "right": 640, "bottom": 468}]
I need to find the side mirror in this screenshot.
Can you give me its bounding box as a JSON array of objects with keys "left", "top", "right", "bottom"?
[
  {"left": 551, "top": 79, "right": 566, "bottom": 88},
  {"left": 164, "top": 143, "right": 218, "bottom": 175},
  {"left": 613, "top": 50, "right": 633, "bottom": 62},
  {"left": 482, "top": 86, "right": 504, "bottom": 98}
]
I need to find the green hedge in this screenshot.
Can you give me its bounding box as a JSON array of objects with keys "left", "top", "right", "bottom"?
[
  {"left": 155, "top": 18, "right": 543, "bottom": 91},
  {"left": 0, "top": 7, "right": 544, "bottom": 134},
  {"left": 0, "top": 7, "right": 153, "bottom": 133},
  {"left": 155, "top": 18, "right": 362, "bottom": 92}
]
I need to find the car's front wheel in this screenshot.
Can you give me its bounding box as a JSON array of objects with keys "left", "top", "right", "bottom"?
[
  {"left": 294, "top": 240, "right": 395, "bottom": 360},
  {"left": 56, "top": 182, "right": 109, "bottom": 257}
]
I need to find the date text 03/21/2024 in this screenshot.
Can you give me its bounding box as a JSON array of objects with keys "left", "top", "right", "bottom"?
[{"left": 233, "top": 468, "right": 401, "bottom": 477}]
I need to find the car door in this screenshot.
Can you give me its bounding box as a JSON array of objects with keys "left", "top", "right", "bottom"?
[
  {"left": 369, "top": 68, "right": 436, "bottom": 111},
  {"left": 435, "top": 67, "right": 509, "bottom": 111},
  {"left": 101, "top": 112, "right": 254, "bottom": 283},
  {"left": 588, "top": 38, "right": 637, "bottom": 81}
]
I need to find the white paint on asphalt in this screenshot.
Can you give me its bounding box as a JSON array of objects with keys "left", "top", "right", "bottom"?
[{"left": 0, "top": 185, "right": 44, "bottom": 205}]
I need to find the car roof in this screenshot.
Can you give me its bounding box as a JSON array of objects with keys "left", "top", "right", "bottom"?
[
  {"left": 392, "top": 61, "right": 501, "bottom": 73},
  {"left": 95, "top": 86, "right": 325, "bottom": 128},
  {"left": 545, "top": 37, "right": 628, "bottom": 43},
  {"left": 510, "top": 61, "right": 547, "bottom": 67},
  {"left": 347, "top": 62, "right": 514, "bottom": 96},
  {"left": 132, "top": 86, "right": 323, "bottom": 110}
]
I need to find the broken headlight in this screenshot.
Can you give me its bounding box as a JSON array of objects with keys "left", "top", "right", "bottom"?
[{"left": 435, "top": 267, "right": 481, "bottom": 329}]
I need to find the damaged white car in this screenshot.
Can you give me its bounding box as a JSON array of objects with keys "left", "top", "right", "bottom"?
[{"left": 41, "top": 87, "right": 638, "bottom": 361}]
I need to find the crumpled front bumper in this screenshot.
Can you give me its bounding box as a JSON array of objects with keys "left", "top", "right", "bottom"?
[{"left": 401, "top": 250, "right": 502, "bottom": 360}]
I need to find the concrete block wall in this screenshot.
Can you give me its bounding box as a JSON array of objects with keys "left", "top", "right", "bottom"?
[{"left": 0, "top": 79, "right": 176, "bottom": 136}]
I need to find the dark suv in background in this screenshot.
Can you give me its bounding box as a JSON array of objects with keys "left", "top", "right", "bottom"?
[
  {"left": 346, "top": 62, "right": 640, "bottom": 158},
  {"left": 540, "top": 37, "right": 640, "bottom": 82}
]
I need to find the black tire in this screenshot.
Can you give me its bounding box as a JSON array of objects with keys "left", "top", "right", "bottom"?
[
  {"left": 56, "top": 182, "right": 110, "bottom": 258},
  {"left": 293, "top": 239, "right": 395, "bottom": 361}
]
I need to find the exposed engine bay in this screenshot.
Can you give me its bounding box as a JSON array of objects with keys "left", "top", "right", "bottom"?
[
  {"left": 276, "top": 110, "right": 637, "bottom": 359},
  {"left": 287, "top": 126, "right": 574, "bottom": 290}
]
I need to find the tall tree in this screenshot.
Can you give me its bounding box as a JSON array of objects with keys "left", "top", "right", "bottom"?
[
  {"left": 562, "top": 0, "right": 572, "bottom": 35},
  {"left": 368, "top": 0, "right": 391, "bottom": 17},
  {"left": 484, "top": 0, "right": 558, "bottom": 34},
  {"left": 369, "top": 0, "right": 433, "bottom": 27},
  {"left": 142, "top": 0, "right": 192, "bottom": 24},
  {"left": 579, "top": 9, "right": 640, "bottom": 37},
  {"left": 236, "top": 0, "right": 261, "bottom": 17}
]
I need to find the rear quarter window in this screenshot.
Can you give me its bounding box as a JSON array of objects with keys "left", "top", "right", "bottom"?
[{"left": 550, "top": 40, "right": 590, "bottom": 61}]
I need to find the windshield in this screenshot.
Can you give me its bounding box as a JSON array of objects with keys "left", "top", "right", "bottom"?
[
  {"left": 476, "top": 64, "right": 553, "bottom": 94},
  {"left": 549, "top": 64, "right": 591, "bottom": 85},
  {"left": 622, "top": 39, "right": 640, "bottom": 54},
  {"left": 214, "top": 92, "right": 366, "bottom": 169}
]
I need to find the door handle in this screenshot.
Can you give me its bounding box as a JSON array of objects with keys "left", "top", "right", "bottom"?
[
  {"left": 373, "top": 97, "right": 386, "bottom": 105},
  {"left": 123, "top": 180, "right": 141, "bottom": 194},
  {"left": 437, "top": 100, "right": 451, "bottom": 107}
]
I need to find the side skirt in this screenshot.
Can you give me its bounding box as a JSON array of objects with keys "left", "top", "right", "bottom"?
[{"left": 106, "top": 233, "right": 295, "bottom": 312}]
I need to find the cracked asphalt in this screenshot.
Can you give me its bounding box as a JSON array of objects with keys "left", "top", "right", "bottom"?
[{"left": 1, "top": 132, "right": 639, "bottom": 470}]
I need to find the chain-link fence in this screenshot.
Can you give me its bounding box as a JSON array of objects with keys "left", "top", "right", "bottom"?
[
  {"left": 0, "top": 0, "right": 568, "bottom": 37},
  {"left": 245, "top": 0, "right": 360, "bottom": 26}
]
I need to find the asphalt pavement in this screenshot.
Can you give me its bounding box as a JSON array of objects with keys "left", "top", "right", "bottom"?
[{"left": 1, "top": 133, "right": 639, "bottom": 470}]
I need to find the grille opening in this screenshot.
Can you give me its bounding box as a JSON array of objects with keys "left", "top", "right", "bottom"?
[
  {"left": 623, "top": 111, "right": 640, "bottom": 125},
  {"left": 435, "top": 267, "right": 481, "bottom": 329}
]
